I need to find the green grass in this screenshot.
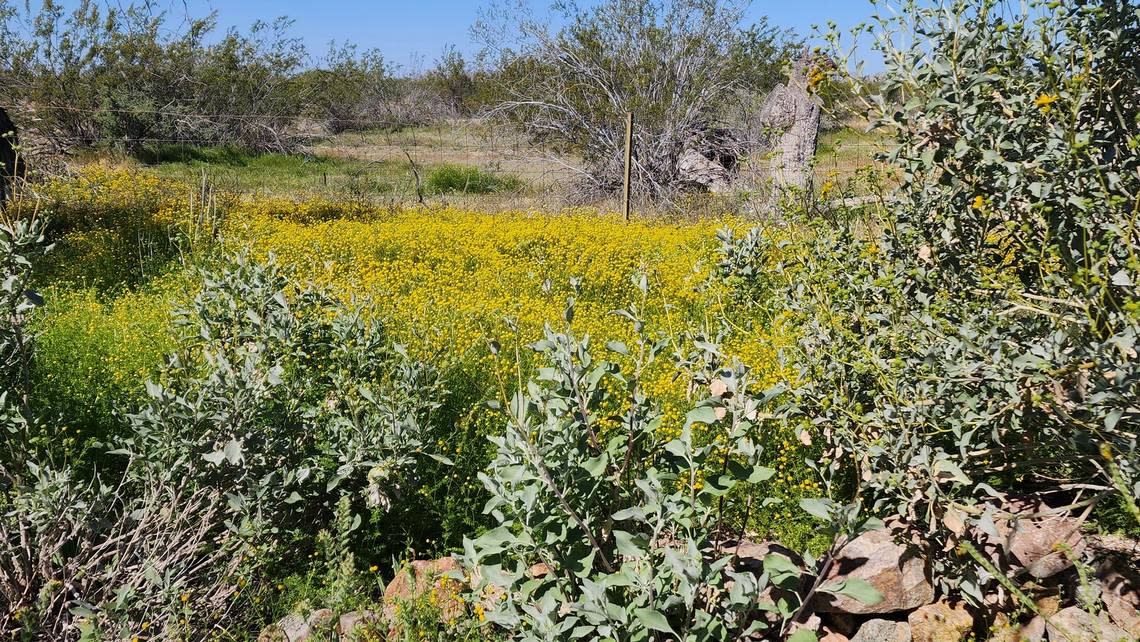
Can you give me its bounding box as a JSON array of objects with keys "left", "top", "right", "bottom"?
[
  {"left": 135, "top": 144, "right": 413, "bottom": 197},
  {"left": 424, "top": 163, "right": 523, "bottom": 195}
]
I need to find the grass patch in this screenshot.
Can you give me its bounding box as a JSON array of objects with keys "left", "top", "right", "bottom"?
[
  {"left": 424, "top": 163, "right": 523, "bottom": 194},
  {"left": 135, "top": 144, "right": 411, "bottom": 197}
]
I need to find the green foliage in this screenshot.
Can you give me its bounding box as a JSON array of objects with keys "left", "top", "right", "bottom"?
[
  {"left": 1, "top": 217, "right": 250, "bottom": 640},
  {"left": 463, "top": 291, "right": 785, "bottom": 641},
  {"left": 0, "top": 3, "right": 328, "bottom": 152},
  {"left": 115, "top": 253, "right": 448, "bottom": 561},
  {"left": 425, "top": 163, "right": 524, "bottom": 195},
  {"left": 29, "top": 285, "right": 175, "bottom": 459},
  {"left": 716, "top": 0, "right": 1140, "bottom": 605}
]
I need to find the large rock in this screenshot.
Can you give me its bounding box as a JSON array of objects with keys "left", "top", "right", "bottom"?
[
  {"left": 257, "top": 613, "right": 310, "bottom": 642},
  {"left": 1007, "top": 512, "right": 1086, "bottom": 579},
  {"left": 850, "top": 619, "right": 912, "bottom": 642},
  {"left": 678, "top": 149, "right": 731, "bottom": 193},
  {"left": 816, "top": 528, "right": 934, "bottom": 614},
  {"left": 1097, "top": 557, "right": 1140, "bottom": 638},
  {"left": 908, "top": 601, "right": 972, "bottom": 642},
  {"left": 1017, "top": 616, "right": 1046, "bottom": 642},
  {"left": 383, "top": 557, "right": 465, "bottom": 624},
  {"left": 1045, "top": 606, "right": 1131, "bottom": 642},
  {"left": 336, "top": 610, "right": 379, "bottom": 640}
]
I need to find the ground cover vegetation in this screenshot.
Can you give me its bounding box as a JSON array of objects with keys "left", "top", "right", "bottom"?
[{"left": 0, "top": 0, "right": 1138, "bottom": 641}]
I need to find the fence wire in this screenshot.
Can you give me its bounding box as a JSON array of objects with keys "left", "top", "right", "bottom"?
[{"left": 8, "top": 104, "right": 889, "bottom": 215}]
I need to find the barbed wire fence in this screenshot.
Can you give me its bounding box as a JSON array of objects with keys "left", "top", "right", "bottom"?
[{"left": 8, "top": 103, "right": 889, "bottom": 215}]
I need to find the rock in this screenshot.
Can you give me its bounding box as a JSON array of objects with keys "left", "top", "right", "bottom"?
[
  {"left": 985, "top": 613, "right": 1019, "bottom": 642},
  {"left": 850, "top": 619, "right": 912, "bottom": 642},
  {"left": 822, "top": 611, "right": 858, "bottom": 637},
  {"left": 1033, "top": 594, "right": 1061, "bottom": 617},
  {"left": 1007, "top": 512, "right": 1085, "bottom": 579},
  {"left": 257, "top": 613, "right": 310, "bottom": 642},
  {"left": 820, "top": 630, "right": 851, "bottom": 642},
  {"left": 1018, "top": 615, "right": 1046, "bottom": 642},
  {"left": 383, "top": 557, "right": 466, "bottom": 626},
  {"left": 678, "top": 149, "right": 731, "bottom": 193},
  {"left": 1045, "top": 606, "right": 1131, "bottom": 642},
  {"left": 336, "top": 610, "right": 378, "bottom": 639},
  {"left": 816, "top": 528, "right": 934, "bottom": 614},
  {"left": 306, "top": 608, "right": 335, "bottom": 633},
  {"left": 728, "top": 539, "right": 804, "bottom": 575},
  {"left": 908, "top": 601, "right": 972, "bottom": 642},
  {"left": 528, "top": 562, "right": 552, "bottom": 578},
  {"left": 1097, "top": 557, "right": 1140, "bottom": 638},
  {"left": 1088, "top": 532, "right": 1140, "bottom": 559}
]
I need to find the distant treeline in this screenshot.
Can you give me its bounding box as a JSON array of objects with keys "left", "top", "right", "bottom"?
[{"left": 0, "top": 0, "right": 503, "bottom": 153}]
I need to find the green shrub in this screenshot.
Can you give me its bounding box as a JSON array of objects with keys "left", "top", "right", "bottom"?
[
  {"left": 424, "top": 164, "right": 523, "bottom": 194},
  {"left": 461, "top": 294, "right": 876, "bottom": 640},
  {"left": 116, "top": 253, "right": 450, "bottom": 567},
  {"left": 724, "top": 0, "right": 1140, "bottom": 605},
  {"left": 1, "top": 218, "right": 251, "bottom": 640}
]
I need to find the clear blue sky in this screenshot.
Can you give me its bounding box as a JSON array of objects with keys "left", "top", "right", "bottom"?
[{"left": 159, "top": 1, "right": 882, "bottom": 72}]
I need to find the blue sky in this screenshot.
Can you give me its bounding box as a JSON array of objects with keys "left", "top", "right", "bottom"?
[{"left": 154, "top": 1, "right": 882, "bottom": 72}]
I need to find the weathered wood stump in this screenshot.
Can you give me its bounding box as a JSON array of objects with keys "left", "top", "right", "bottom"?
[
  {"left": 0, "top": 107, "right": 25, "bottom": 205},
  {"left": 757, "top": 55, "right": 822, "bottom": 204}
]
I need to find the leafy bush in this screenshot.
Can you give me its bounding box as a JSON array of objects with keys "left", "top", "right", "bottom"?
[
  {"left": 719, "top": 0, "right": 1140, "bottom": 604},
  {"left": 463, "top": 300, "right": 771, "bottom": 639},
  {"left": 462, "top": 291, "right": 872, "bottom": 640},
  {"left": 476, "top": 0, "right": 802, "bottom": 198},
  {"left": 1, "top": 217, "right": 249, "bottom": 640},
  {"left": 424, "top": 163, "right": 523, "bottom": 195},
  {"left": 115, "top": 252, "right": 448, "bottom": 561}
]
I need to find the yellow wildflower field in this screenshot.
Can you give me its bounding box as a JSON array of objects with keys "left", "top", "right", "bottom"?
[{"left": 33, "top": 167, "right": 822, "bottom": 537}]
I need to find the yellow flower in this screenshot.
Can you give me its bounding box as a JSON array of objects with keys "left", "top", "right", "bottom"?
[
  {"left": 972, "top": 195, "right": 986, "bottom": 210},
  {"left": 1034, "top": 93, "right": 1058, "bottom": 112},
  {"left": 370, "top": 564, "right": 379, "bottom": 572},
  {"left": 180, "top": 593, "right": 189, "bottom": 603},
  {"left": 474, "top": 603, "right": 486, "bottom": 622}
]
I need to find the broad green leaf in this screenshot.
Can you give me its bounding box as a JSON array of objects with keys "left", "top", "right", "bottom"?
[
  {"left": 763, "top": 553, "right": 801, "bottom": 587},
  {"left": 819, "top": 577, "right": 884, "bottom": 606},
  {"left": 633, "top": 608, "right": 673, "bottom": 634},
  {"left": 685, "top": 406, "right": 718, "bottom": 426},
  {"left": 799, "top": 498, "right": 834, "bottom": 521},
  {"left": 613, "top": 530, "right": 648, "bottom": 558}
]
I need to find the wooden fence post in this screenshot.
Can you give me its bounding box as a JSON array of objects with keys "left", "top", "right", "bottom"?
[{"left": 622, "top": 111, "right": 633, "bottom": 221}]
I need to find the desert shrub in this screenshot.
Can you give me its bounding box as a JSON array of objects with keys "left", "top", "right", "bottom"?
[
  {"left": 425, "top": 163, "right": 523, "bottom": 195},
  {"left": 717, "top": 0, "right": 1140, "bottom": 605},
  {"left": 476, "top": 0, "right": 801, "bottom": 198},
  {"left": 461, "top": 290, "right": 874, "bottom": 640},
  {"left": 114, "top": 252, "right": 449, "bottom": 565},
  {"left": 0, "top": 217, "right": 251, "bottom": 641},
  {"left": 0, "top": 4, "right": 317, "bottom": 153}
]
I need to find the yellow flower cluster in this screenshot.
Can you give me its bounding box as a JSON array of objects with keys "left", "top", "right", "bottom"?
[
  {"left": 221, "top": 199, "right": 803, "bottom": 445},
  {"left": 33, "top": 166, "right": 817, "bottom": 516}
]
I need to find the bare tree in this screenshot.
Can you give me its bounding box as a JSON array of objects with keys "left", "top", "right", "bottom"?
[{"left": 474, "top": 0, "right": 799, "bottom": 202}]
